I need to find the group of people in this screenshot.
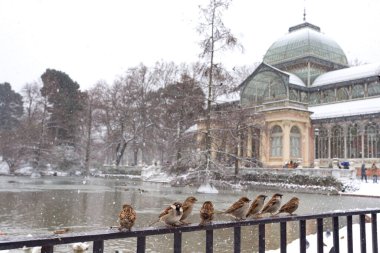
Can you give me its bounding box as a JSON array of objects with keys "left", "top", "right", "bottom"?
[{"left": 361, "top": 162, "right": 378, "bottom": 183}]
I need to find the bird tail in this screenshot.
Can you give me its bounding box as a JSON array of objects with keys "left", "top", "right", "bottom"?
[{"left": 213, "top": 210, "right": 225, "bottom": 215}]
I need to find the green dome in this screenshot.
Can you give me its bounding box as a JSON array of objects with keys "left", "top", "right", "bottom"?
[{"left": 263, "top": 23, "right": 348, "bottom": 67}]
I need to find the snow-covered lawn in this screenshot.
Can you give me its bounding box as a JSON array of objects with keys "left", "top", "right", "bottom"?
[
  {"left": 267, "top": 222, "right": 377, "bottom": 253},
  {"left": 342, "top": 179, "right": 380, "bottom": 197}
]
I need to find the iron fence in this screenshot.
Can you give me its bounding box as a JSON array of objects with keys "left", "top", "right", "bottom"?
[{"left": 0, "top": 209, "right": 379, "bottom": 253}]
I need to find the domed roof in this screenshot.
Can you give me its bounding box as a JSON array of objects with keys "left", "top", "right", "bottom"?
[{"left": 263, "top": 22, "right": 348, "bottom": 67}]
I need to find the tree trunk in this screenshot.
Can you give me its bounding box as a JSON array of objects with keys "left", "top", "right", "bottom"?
[
  {"left": 116, "top": 142, "right": 127, "bottom": 166},
  {"left": 84, "top": 103, "right": 92, "bottom": 176},
  {"left": 205, "top": 5, "right": 216, "bottom": 172}
]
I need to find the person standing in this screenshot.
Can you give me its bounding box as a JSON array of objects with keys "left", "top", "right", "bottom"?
[
  {"left": 361, "top": 163, "right": 368, "bottom": 183},
  {"left": 372, "top": 162, "right": 378, "bottom": 183}
]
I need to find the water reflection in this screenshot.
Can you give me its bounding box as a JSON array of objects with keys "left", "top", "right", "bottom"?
[{"left": 0, "top": 176, "right": 379, "bottom": 252}]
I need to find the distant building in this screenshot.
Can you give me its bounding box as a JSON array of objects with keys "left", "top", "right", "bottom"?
[{"left": 197, "top": 21, "right": 380, "bottom": 168}]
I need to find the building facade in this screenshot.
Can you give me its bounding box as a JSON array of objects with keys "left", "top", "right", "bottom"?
[{"left": 199, "top": 21, "right": 380, "bottom": 168}]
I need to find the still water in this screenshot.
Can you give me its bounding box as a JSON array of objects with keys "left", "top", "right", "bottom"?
[{"left": 0, "top": 175, "right": 379, "bottom": 253}]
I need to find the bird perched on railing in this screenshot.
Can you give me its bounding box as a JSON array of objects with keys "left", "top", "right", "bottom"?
[
  {"left": 259, "top": 193, "right": 283, "bottom": 216},
  {"left": 150, "top": 202, "right": 183, "bottom": 226},
  {"left": 276, "top": 197, "right": 299, "bottom": 215},
  {"left": 246, "top": 194, "right": 267, "bottom": 218},
  {"left": 118, "top": 204, "right": 137, "bottom": 231},
  {"left": 200, "top": 201, "right": 214, "bottom": 225},
  {"left": 219, "top": 197, "right": 250, "bottom": 220},
  {"left": 180, "top": 196, "right": 197, "bottom": 224}
]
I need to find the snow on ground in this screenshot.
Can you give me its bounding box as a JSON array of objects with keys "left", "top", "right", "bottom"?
[
  {"left": 341, "top": 179, "right": 380, "bottom": 197},
  {"left": 197, "top": 182, "right": 219, "bottom": 194},
  {"left": 0, "top": 161, "right": 10, "bottom": 175},
  {"left": 266, "top": 222, "right": 376, "bottom": 253}
]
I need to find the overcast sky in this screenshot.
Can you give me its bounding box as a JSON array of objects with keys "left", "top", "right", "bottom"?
[{"left": 1, "top": 0, "right": 380, "bottom": 92}]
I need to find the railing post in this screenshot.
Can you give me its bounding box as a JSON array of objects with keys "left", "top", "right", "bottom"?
[
  {"left": 234, "top": 226, "right": 241, "bottom": 253},
  {"left": 41, "top": 245, "right": 53, "bottom": 253},
  {"left": 316, "top": 218, "right": 324, "bottom": 253},
  {"left": 258, "top": 224, "right": 265, "bottom": 253},
  {"left": 280, "top": 222, "right": 287, "bottom": 253},
  {"left": 137, "top": 236, "right": 146, "bottom": 253},
  {"left": 359, "top": 214, "right": 367, "bottom": 253},
  {"left": 299, "top": 220, "right": 306, "bottom": 253},
  {"left": 333, "top": 216, "right": 340, "bottom": 253},
  {"left": 174, "top": 231, "right": 182, "bottom": 253},
  {"left": 206, "top": 229, "right": 213, "bottom": 253},
  {"left": 347, "top": 215, "right": 353, "bottom": 253},
  {"left": 93, "top": 240, "right": 104, "bottom": 253},
  {"left": 372, "top": 213, "right": 378, "bottom": 253}
]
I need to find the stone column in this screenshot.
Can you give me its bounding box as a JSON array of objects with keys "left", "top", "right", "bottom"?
[
  {"left": 303, "top": 122, "right": 311, "bottom": 167},
  {"left": 283, "top": 121, "right": 291, "bottom": 163},
  {"left": 247, "top": 127, "right": 252, "bottom": 158}
]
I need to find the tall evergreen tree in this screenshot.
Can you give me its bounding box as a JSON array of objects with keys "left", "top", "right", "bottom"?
[
  {"left": 0, "top": 82, "right": 23, "bottom": 130},
  {"left": 0, "top": 83, "right": 23, "bottom": 170},
  {"left": 40, "top": 69, "right": 85, "bottom": 146}
]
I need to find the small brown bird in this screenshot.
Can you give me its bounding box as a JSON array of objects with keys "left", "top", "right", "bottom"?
[
  {"left": 118, "top": 204, "right": 137, "bottom": 231},
  {"left": 180, "top": 196, "right": 198, "bottom": 224},
  {"left": 276, "top": 197, "right": 299, "bottom": 215},
  {"left": 223, "top": 197, "right": 250, "bottom": 220},
  {"left": 246, "top": 194, "right": 267, "bottom": 218},
  {"left": 150, "top": 202, "right": 183, "bottom": 226},
  {"left": 260, "top": 193, "right": 283, "bottom": 216},
  {"left": 200, "top": 201, "right": 214, "bottom": 225}
]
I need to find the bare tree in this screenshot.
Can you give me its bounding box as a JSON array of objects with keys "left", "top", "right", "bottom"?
[{"left": 198, "top": 0, "right": 242, "bottom": 171}]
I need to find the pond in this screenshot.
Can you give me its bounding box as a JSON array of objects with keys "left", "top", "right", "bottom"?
[{"left": 0, "top": 175, "right": 378, "bottom": 252}]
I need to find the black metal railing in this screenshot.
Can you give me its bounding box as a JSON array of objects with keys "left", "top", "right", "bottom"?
[{"left": 0, "top": 209, "right": 379, "bottom": 253}]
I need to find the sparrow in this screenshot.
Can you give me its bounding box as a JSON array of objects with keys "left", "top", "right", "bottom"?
[
  {"left": 180, "top": 196, "right": 197, "bottom": 224},
  {"left": 260, "top": 193, "right": 283, "bottom": 216},
  {"left": 246, "top": 194, "right": 267, "bottom": 218},
  {"left": 118, "top": 204, "right": 137, "bottom": 231},
  {"left": 200, "top": 201, "right": 214, "bottom": 225},
  {"left": 223, "top": 197, "right": 250, "bottom": 220},
  {"left": 276, "top": 197, "right": 299, "bottom": 215},
  {"left": 150, "top": 202, "right": 183, "bottom": 226}
]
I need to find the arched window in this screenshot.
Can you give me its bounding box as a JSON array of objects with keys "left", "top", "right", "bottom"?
[
  {"left": 241, "top": 71, "right": 287, "bottom": 106},
  {"left": 365, "top": 124, "right": 379, "bottom": 158},
  {"left": 331, "top": 126, "right": 344, "bottom": 158},
  {"left": 347, "top": 124, "right": 362, "bottom": 158},
  {"left": 315, "top": 127, "right": 328, "bottom": 159},
  {"left": 290, "top": 126, "right": 301, "bottom": 157},
  {"left": 270, "top": 125, "right": 283, "bottom": 157}
]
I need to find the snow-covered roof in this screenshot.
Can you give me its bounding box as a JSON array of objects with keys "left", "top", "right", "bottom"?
[
  {"left": 288, "top": 73, "right": 306, "bottom": 86},
  {"left": 312, "top": 62, "right": 380, "bottom": 87},
  {"left": 263, "top": 62, "right": 306, "bottom": 87},
  {"left": 214, "top": 90, "right": 240, "bottom": 104},
  {"left": 309, "top": 97, "right": 380, "bottom": 120}
]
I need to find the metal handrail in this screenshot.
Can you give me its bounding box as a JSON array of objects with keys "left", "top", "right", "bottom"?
[{"left": 1, "top": 209, "right": 379, "bottom": 253}]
